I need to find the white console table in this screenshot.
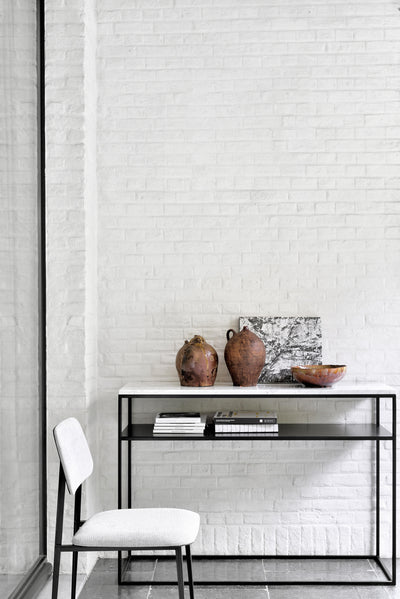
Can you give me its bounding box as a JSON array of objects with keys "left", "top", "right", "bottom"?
[{"left": 117, "top": 382, "right": 396, "bottom": 587}]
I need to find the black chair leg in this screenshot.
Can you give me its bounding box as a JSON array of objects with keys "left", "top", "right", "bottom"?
[
  {"left": 175, "top": 546, "right": 185, "bottom": 599},
  {"left": 185, "top": 544, "right": 195, "bottom": 599},
  {"left": 71, "top": 552, "right": 78, "bottom": 599},
  {"left": 51, "top": 547, "right": 61, "bottom": 599}
]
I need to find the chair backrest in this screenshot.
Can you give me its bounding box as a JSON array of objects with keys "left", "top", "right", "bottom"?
[{"left": 53, "top": 417, "right": 93, "bottom": 495}]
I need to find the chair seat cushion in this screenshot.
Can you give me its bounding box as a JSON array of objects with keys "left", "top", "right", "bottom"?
[{"left": 72, "top": 507, "right": 200, "bottom": 548}]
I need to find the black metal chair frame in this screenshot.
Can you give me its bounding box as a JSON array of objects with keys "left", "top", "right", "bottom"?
[{"left": 52, "top": 464, "right": 195, "bottom": 599}]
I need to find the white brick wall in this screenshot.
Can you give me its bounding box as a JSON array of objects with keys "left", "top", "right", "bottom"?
[
  {"left": 46, "top": 0, "right": 99, "bottom": 572},
  {"left": 45, "top": 0, "right": 400, "bottom": 566},
  {"left": 96, "top": 0, "right": 400, "bottom": 557}
]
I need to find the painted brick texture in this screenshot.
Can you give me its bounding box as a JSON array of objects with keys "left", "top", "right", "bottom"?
[
  {"left": 45, "top": 0, "right": 99, "bottom": 572},
  {"left": 45, "top": 0, "right": 400, "bottom": 562},
  {"left": 96, "top": 0, "right": 400, "bottom": 557}
]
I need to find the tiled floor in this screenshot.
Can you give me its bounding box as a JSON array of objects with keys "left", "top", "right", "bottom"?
[
  {"left": 70, "top": 557, "right": 400, "bottom": 599},
  {"left": 0, "top": 573, "right": 24, "bottom": 597},
  {"left": 36, "top": 573, "right": 86, "bottom": 599}
]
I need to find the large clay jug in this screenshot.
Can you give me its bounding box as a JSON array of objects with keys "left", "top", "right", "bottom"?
[
  {"left": 176, "top": 335, "right": 218, "bottom": 387},
  {"left": 224, "top": 326, "right": 266, "bottom": 386}
]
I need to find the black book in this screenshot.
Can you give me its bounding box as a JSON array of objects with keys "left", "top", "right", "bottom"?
[{"left": 155, "top": 412, "right": 201, "bottom": 423}]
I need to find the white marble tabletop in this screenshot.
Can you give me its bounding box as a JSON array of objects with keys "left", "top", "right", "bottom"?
[{"left": 119, "top": 381, "right": 396, "bottom": 397}]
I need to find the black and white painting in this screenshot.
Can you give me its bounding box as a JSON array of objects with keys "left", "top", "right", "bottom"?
[{"left": 239, "top": 316, "right": 322, "bottom": 384}]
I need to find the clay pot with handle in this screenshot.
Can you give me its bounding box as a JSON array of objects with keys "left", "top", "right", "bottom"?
[
  {"left": 224, "top": 326, "right": 266, "bottom": 387},
  {"left": 176, "top": 335, "right": 218, "bottom": 387}
]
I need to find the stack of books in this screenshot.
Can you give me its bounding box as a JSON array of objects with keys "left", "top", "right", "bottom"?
[
  {"left": 213, "top": 410, "right": 279, "bottom": 434},
  {"left": 153, "top": 412, "right": 206, "bottom": 436}
]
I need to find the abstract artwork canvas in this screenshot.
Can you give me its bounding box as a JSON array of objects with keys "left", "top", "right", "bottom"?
[{"left": 239, "top": 316, "right": 322, "bottom": 384}]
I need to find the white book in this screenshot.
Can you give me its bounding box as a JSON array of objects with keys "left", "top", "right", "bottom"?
[
  {"left": 215, "top": 431, "right": 278, "bottom": 436},
  {"left": 153, "top": 426, "right": 206, "bottom": 432},
  {"left": 154, "top": 421, "right": 205, "bottom": 431},
  {"left": 153, "top": 431, "right": 205, "bottom": 436},
  {"left": 154, "top": 416, "right": 206, "bottom": 429},
  {"left": 214, "top": 423, "right": 279, "bottom": 433},
  {"left": 153, "top": 428, "right": 205, "bottom": 435},
  {"left": 154, "top": 421, "right": 205, "bottom": 427}
]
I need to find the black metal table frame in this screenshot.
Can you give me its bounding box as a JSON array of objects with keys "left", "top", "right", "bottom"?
[{"left": 117, "top": 389, "right": 396, "bottom": 586}]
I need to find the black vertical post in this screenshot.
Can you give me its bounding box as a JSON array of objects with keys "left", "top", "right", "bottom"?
[
  {"left": 175, "top": 547, "right": 185, "bottom": 599},
  {"left": 52, "top": 467, "right": 66, "bottom": 599},
  {"left": 73, "top": 486, "right": 82, "bottom": 533},
  {"left": 118, "top": 394, "right": 122, "bottom": 584},
  {"left": 37, "top": 0, "right": 47, "bottom": 560},
  {"left": 71, "top": 487, "right": 81, "bottom": 599},
  {"left": 118, "top": 394, "right": 122, "bottom": 509},
  {"left": 392, "top": 394, "right": 396, "bottom": 585},
  {"left": 376, "top": 396, "right": 380, "bottom": 557},
  {"left": 127, "top": 396, "right": 132, "bottom": 566},
  {"left": 128, "top": 396, "right": 132, "bottom": 509},
  {"left": 186, "top": 544, "right": 195, "bottom": 599}
]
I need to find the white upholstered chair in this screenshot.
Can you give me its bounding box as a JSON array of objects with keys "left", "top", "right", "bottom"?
[{"left": 52, "top": 417, "right": 200, "bottom": 599}]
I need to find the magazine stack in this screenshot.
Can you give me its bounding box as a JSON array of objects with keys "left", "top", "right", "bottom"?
[
  {"left": 213, "top": 410, "right": 278, "bottom": 434},
  {"left": 153, "top": 412, "right": 206, "bottom": 436}
]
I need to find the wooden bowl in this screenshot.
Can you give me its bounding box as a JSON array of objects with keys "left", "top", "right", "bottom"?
[{"left": 291, "top": 365, "right": 347, "bottom": 387}]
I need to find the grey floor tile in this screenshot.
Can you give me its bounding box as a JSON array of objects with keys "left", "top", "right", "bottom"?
[
  {"left": 149, "top": 585, "right": 269, "bottom": 598},
  {"left": 37, "top": 576, "right": 86, "bottom": 599},
  {"left": 79, "top": 584, "right": 150, "bottom": 599},
  {"left": 0, "top": 574, "right": 24, "bottom": 597},
  {"left": 148, "top": 587, "right": 178, "bottom": 599},
  {"left": 76, "top": 558, "right": 399, "bottom": 599},
  {"left": 356, "top": 587, "right": 391, "bottom": 599},
  {"left": 263, "top": 559, "right": 385, "bottom": 583},
  {"left": 269, "top": 586, "right": 360, "bottom": 599},
  {"left": 94, "top": 558, "right": 119, "bottom": 571},
  {"left": 78, "top": 558, "right": 151, "bottom": 598},
  {"left": 263, "top": 558, "right": 372, "bottom": 574},
  {"left": 123, "top": 557, "right": 157, "bottom": 583},
  {"left": 381, "top": 585, "right": 400, "bottom": 598},
  {"left": 153, "top": 557, "right": 266, "bottom": 582},
  {"left": 83, "top": 569, "right": 119, "bottom": 586},
  {"left": 81, "top": 557, "right": 156, "bottom": 585}
]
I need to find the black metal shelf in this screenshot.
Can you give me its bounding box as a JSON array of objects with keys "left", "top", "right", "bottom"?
[{"left": 121, "top": 423, "right": 392, "bottom": 441}]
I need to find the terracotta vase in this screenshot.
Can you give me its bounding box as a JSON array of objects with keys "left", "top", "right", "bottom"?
[
  {"left": 224, "top": 326, "right": 266, "bottom": 387},
  {"left": 176, "top": 335, "right": 218, "bottom": 387}
]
